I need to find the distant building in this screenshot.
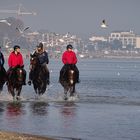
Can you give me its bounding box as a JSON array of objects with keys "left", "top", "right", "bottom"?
[
  {"left": 136, "top": 36, "right": 140, "bottom": 48},
  {"left": 108, "top": 30, "right": 137, "bottom": 48},
  {"left": 89, "top": 36, "right": 107, "bottom": 42}
]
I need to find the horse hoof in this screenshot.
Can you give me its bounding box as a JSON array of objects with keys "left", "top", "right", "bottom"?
[
  {"left": 64, "top": 96, "right": 68, "bottom": 101},
  {"left": 16, "top": 96, "right": 20, "bottom": 101},
  {"left": 13, "top": 97, "right": 17, "bottom": 102}
]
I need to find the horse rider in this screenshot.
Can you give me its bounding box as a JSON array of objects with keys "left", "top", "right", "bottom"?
[
  {"left": 7, "top": 45, "right": 26, "bottom": 85},
  {"left": 0, "top": 46, "right": 6, "bottom": 75},
  {"left": 28, "top": 42, "right": 50, "bottom": 85},
  {"left": 59, "top": 44, "right": 80, "bottom": 83}
]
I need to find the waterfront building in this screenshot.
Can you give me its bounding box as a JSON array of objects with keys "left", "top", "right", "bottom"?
[{"left": 108, "top": 30, "right": 138, "bottom": 48}]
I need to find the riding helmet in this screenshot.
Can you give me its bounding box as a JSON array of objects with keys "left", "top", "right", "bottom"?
[
  {"left": 66, "top": 44, "right": 73, "bottom": 50},
  {"left": 13, "top": 45, "right": 20, "bottom": 50},
  {"left": 37, "top": 42, "right": 43, "bottom": 49}
]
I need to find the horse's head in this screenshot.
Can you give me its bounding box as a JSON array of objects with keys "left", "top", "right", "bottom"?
[
  {"left": 61, "top": 64, "right": 76, "bottom": 85},
  {"left": 15, "top": 67, "right": 24, "bottom": 83},
  {"left": 30, "top": 54, "right": 39, "bottom": 71},
  {"left": 67, "top": 66, "right": 76, "bottom": 85}
]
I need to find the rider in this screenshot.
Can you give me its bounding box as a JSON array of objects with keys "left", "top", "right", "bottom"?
[
  {"left": 7, "top": 45, "right": 26, "bottom": 85},
  {"left": 59, "top": 44, "right": 80, "bottom": 83},
  {"left": 0, "top": 46, "right": 6, "bottom": 76},
  {"left": 28, "top": 42, "right": 50, "bottom": 85}
]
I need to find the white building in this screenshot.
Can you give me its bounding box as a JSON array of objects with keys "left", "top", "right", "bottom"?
[
  {"left": 89, "top": 36, "right": 107, "bottom": 42},
  {"left": 136, "top": 36, "right": 140, "bottom": 48},
  {"left": 109, "top": 30, "right": 137, "bottom": 48}
]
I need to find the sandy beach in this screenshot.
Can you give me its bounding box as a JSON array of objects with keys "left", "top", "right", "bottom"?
[{"left": 0, "top": 131, "right": 56, "bottom": 140}]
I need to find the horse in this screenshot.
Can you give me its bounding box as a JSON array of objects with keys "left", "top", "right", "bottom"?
[
  {"left": 0, "top": 66, "right": 7, "bottom": 93},
  {"left": 59, "top": 64, "right": 77, "bottom": 100},
  {"left": 7, "top": 66, "right": 25, "bottom": 101},
  {"left": 29, "top": 54, "right": 49, "bottom": 95}
]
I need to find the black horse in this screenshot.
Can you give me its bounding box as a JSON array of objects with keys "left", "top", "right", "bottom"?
[
  {"left": 29, "top": 54, "right": 49, "bottom": 95},
  {"left": 59, "top": 64, "right": 77, "bottom": 100},
  {"left": 7, "top": 66, "right": 25, "bottom": 101},
  {"left": 0, "top": 66, "right": 7, "bottom": 93}
]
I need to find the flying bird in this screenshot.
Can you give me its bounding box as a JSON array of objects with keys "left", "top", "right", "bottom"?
[
  {"left": 24, "top": 27, "right": 30, "bottom": 31},
  {"left": 0, "top": 19, "right": 11, "bottom": 26},
  {"left": 16, "top": 26, "right": 30, "bottom": 34},
  {"left": 101, "top": 19, "right": 108, "bottom": 28}
]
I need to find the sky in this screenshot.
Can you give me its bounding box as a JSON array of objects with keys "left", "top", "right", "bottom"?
[{"left": 0, "top": 0, "right": 140, "bottom": 39}]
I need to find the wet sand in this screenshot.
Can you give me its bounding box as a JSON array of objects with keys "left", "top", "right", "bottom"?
[{"left": 0, "top": 131, "right": 56, "bottom": 140}]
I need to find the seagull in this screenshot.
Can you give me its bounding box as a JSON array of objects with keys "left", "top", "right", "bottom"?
[
  {"left": 16, "top": 26, "right": 30, "bottom": 34},
  {"left": 0, "top": 19, "right": 11, "bottom": 26},
  {"left": 101, "top": 19, "right": 108, "bottom": 28},
  {"left": 23, "top": 27, "right": 30, "bottom": 32}
]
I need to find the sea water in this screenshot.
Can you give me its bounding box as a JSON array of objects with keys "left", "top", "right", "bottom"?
[{"left": 0, "top": 58, "right": 140, "bottom": 140}]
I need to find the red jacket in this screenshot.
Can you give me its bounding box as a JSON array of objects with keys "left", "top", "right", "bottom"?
[
  {"left": 62, "top": 50, "right": 77, "bottom": 64},
  {"left": 8, "top": 52, "right": 24, "bottom": 68}
]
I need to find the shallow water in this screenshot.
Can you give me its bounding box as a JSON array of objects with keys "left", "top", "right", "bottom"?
[{"left": 1, "top": 58, "right": 140, "bottom": 140}]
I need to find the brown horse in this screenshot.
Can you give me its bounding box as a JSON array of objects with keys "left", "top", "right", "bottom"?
[
  {"left": 7, "top": 66, "right": 25, "bottom": 101},
  {"left": 59, "top": 64, "right": 77, "bottom": 100},
  {"left": 0, "top": 66, "right": 7, "bottom": 93},
  {"left": 29, "top": 54, "right": 49, "bottom": 95}
]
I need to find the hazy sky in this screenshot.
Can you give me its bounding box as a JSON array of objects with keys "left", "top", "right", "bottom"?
[{"left": 0, "top": 0, "right": 140, "bottom": 38}]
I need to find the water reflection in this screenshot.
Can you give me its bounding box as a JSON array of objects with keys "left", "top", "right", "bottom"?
[
  {"left": 30, "top": 101, "right": 49, "bottom": 116},
  {"left": 60, "top": 102, "right": 77, "bottom": 117},
  {"left": 0, "top": 102, "right": 4, "bottom": 115},
  {"left": 6, "top": 102, "right": 25, "bottom": 117}
]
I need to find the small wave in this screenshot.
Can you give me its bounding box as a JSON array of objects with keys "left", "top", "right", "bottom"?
[{"left": 51, "top": 92, "right": 80, "bottom": 102}]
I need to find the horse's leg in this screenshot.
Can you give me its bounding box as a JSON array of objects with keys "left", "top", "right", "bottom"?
[
  {"left": 38, "top": 84, "right": 42, "bottom": 95},
  {"left": 33, "top": 81, "right": 38, "bottom": 94},
  {"left": 8, "top": 86, "right": 15, "bottom": 100},
  {"left": 64, "top": 87, "right": 68, "bottom": 100},
  {"left": 41, "top": 82, "right": 47, "bottom": 95},
  {"left": 0, "top": 84, "right": 3, "bottom": 93},
  {"left": 70, "top": 84, "right": 75, "bottom": 97},
  {"left": 16, "top": 86, "right": 22, "bottom": 100},
  {"left": 38, "top": 78, "right": 46, "bottom": 95}
]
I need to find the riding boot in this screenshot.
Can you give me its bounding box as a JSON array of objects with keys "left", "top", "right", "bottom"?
[
  {"left": 77, "top": 73, "right": 80, "bottom": 83},
  {"left": 74, "top": 66, "right": 80, "bottom": 83}
]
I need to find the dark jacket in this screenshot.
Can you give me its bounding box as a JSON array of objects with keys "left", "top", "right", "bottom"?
[
  {"left": 34, "top": 51, "right": 49, "bottom": 65},
  {"left": 0, "top": 52, "right": 4, "bottom": 66}
]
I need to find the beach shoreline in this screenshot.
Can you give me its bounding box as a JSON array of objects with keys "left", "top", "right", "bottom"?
[{"left": 0, "top": 131, "right": 57, "bottom": 140}]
